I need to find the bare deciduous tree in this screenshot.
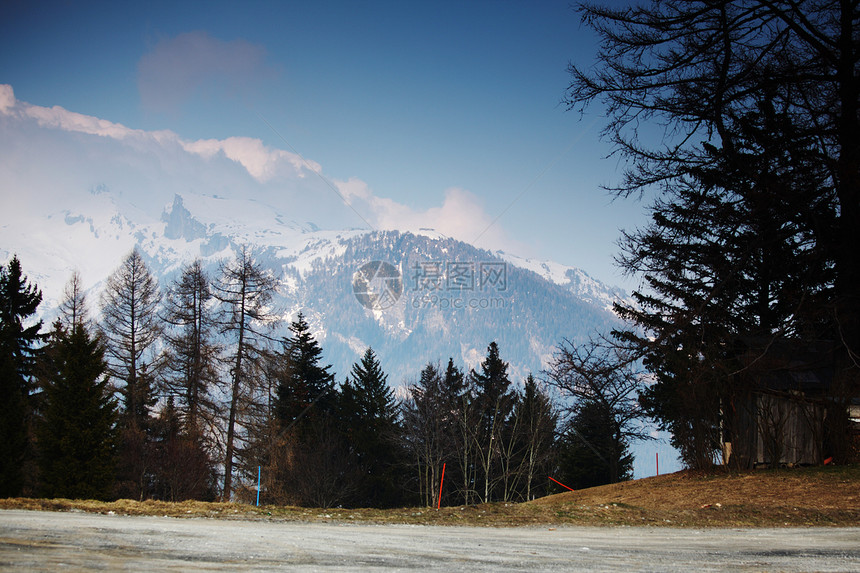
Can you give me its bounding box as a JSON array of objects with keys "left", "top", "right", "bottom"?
[
  {"left": 161, "top": 260, "right": 222, "bottom": 438},
  {"left": 100, "top": 248, "right": 161, "bottom": 423},
  {"left": 58, "top": 271, "right": 90, "bottom": 330},
  {"left": 212, "top": 245, "right": 276, "bottom": 500},
  {"left": 545, "top": 337, "right": 650, "bottom": 483}
]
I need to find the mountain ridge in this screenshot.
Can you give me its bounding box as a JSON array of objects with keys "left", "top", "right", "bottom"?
[{"left": 2, "top": 186, "right": 627, "bottom": 384}]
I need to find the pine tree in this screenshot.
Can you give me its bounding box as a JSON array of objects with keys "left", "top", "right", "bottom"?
[
  {"left": 470, "top": 342, "right": 515, "bottom": 502},
  {"left": 266, "top": 313, "right": 352, "bottom": 507},
  {"left": 441, "top": 358, "right": 466, "bottom": 403},
  {"left": 565, "top": 0, "right": 858, "bottom": 466},
  {"left": 273, "top": 312, "right": 336, "bottom": 429},
  {"left": 403, "top": 362, "right": 445, "bottom": 507},
  {"left": 440, "top": 357, "right": 471, "bottom": 506},
  {"left": 558, "top": 400, "right": 633, "bottom": 490},
  {"left": 148, "top": 397, "right": 216, "bottom": 501},
  {"left": 339, "top": 348, "right": 403, "bottom": 507},
  {"left": 344, "top": 348, "right": 396, "bottom": 426},
  {"left": 614, "top": 102, "right": 832, "bottom": 467},
  {"left": 38, "top": 322, "right": 117, "bottom": 500},
  {"left": 0, "top": 255, "right": 43, "bottom": 496},
  {"left": 403, "top": 358, "right": 473, "bottom": 507},
  {"left": 511, "top": 375, "right": 557, "bottom": 500}
]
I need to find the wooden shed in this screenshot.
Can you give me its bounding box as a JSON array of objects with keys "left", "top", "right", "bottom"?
[{"left": 723, "top": 339, "right": 839, "bottom": 469}]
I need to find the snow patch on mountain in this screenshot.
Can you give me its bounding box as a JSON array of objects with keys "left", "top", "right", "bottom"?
[{"left": 497, "top": 250, "right": 628, "bottom": 311}]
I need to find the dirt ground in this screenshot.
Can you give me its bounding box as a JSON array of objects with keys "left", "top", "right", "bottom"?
[{"left": 2, "top": 464, "right": 858, "bottom": 528}]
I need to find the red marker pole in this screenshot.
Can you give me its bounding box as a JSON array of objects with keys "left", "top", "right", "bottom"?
[
  {"left": 548, "top": 476, "right": 574, "bottom": 492},
  {"left": 656, "top": 452, "right": 659, "bottom": 476},
  {"left": 437, "top": 463, "right": 446, "bottom": 509}
]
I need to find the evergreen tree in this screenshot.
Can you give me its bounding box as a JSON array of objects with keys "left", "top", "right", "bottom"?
[
  {"left": 565, "top": 0, "right": 859, "bottom": 466},
  {"left": 441, "top": 357, "right": 467, "bottom": 406},
  {"left": 440, "top": 357, "right": 471, "bottom": 506},
  {"left": 558, "top": 400, "right": 633, "bottom": 490},
  {"left": 614, "top": 103, "right": 833, "bottom": 467},
  {"left": 148, "top": 397, "right": 216, "bottom": 501},
  {"left": 470, "top": 342, "right": 515, "bottom": 502},
  {"left": 510, "top": 375, "right": 557, "bottom": 500},
  {"left": 339, "top": 348, "right": 403, "bottom": 507},
  {"left": 0, "top": 255, "right": 43, "bottom": 496},
  {"left": 266, "top": 313, "right": 351, "bottom": 507},
  {"left": 494, "top": 377, "right": 556, "bottom": 503},
  {"left": 403, "top": 362, "right": 445, "bottom": 507},
  {"left": 343, "top": 348, "right": 396, "bottom": 426},
  {"left": 273, "top": 312, "right": 336, "bottom": 429},
  {"left": 403, "top": 358, "right": 472, "bottom": 507},
  {"left": 38, "top": 321, "right": 117, "bottom": 500}
]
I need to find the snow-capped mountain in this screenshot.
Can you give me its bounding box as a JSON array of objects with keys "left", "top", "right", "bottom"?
[
  {"left": 0, "top": 84, "right": 628, "bottom": 385},
  {"left": 2, "top": 187, "right": 627, "bottom": 384}
]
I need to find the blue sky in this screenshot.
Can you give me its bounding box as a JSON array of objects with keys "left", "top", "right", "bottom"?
[{"left": 1, "top": 0, "right": 647, "bottom": 289}]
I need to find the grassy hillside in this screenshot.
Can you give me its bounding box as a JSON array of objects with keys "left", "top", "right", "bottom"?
[{"left": 2, "top": 465, "right": 858, "bottom": 527}]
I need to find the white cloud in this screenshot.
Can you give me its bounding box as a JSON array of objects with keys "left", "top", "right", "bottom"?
[
  {"left": 25, "top": 103, "right": 152, "bottom": 141},
  {"left": 181, "top": 136, "right": 316, "bottom": 182},
  {"left": 339, "top": 180, "right": 518, "bottom": 252},
  {"left": 334, "top": 177, "right": 373, "bottom": 202},
  {"left": 0, "top": 84, "right": 311, "bottom": 183},
  {"left": 1, "top": 84, "right": 517, "bottom": 252},
  {"left": 0, "top": 84, "right": 15, "bottom": 114},
  {"left": 137, "top": 31, "right": 276, "bottom": 113},
  {"left": 0, "top": 84, "right": 147, "bottom": 141}
]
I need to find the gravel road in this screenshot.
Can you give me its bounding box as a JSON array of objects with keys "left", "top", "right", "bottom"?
[{"left": 1, "top": 509, "right": 859, "bottom": 571}]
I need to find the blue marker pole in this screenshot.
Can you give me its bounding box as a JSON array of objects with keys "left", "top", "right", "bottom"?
[{"left": 257, "top": 466, "right": 261, "bottom": 506}]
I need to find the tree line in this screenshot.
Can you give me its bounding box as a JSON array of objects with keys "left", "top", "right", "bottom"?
[{"left": 0, "top": 250, "right": 642, "bottom": 506}]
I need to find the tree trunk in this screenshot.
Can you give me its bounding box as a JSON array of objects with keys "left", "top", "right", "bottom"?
[{"left": 222, "top": 305, "right": 246, "bottom": 500}]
